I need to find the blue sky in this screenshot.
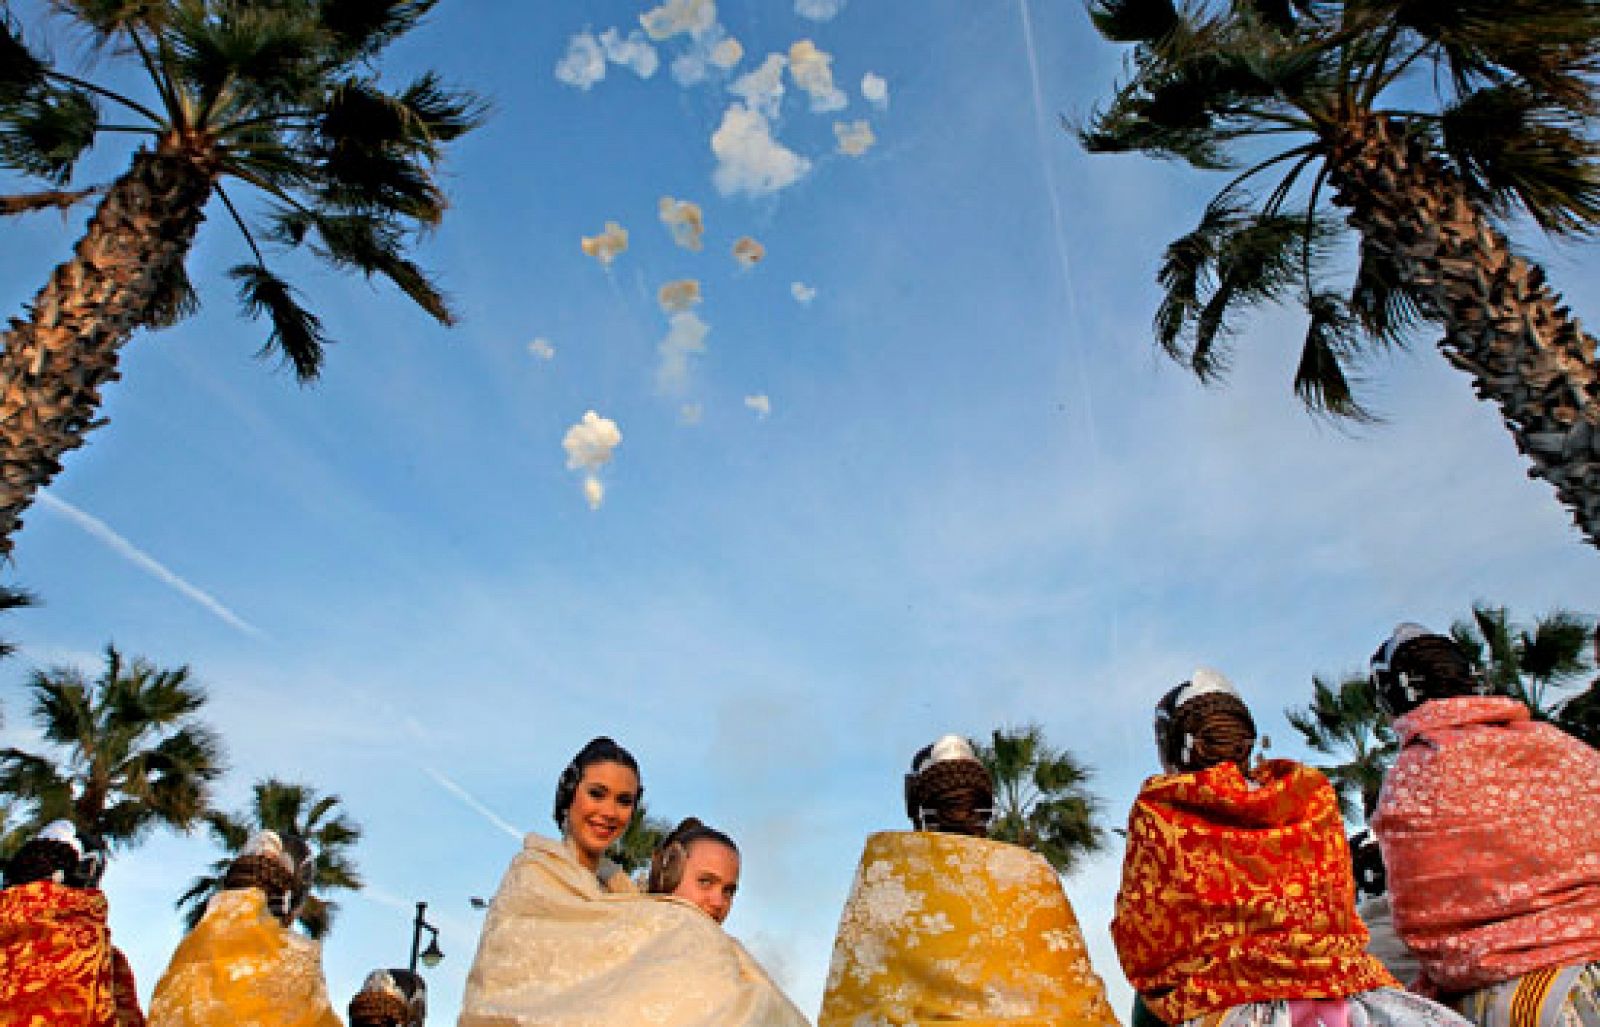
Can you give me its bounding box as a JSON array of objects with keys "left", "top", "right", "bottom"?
[{"left": 2, "top": 0, "right": 1598, "bottom": 1019}]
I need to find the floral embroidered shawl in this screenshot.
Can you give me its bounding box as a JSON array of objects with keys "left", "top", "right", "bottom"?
[
  {"left": 1371, "top": 696, "right": 1600, "bottom": 993},
  {"left": 1112, "top": 759, "right": 1395, "bottom": 1024},
  {"left": 818, "top": 830, "right": 1121, "bottom": 1026},
  {"left": 459, "top": 833, "right": 808, "bottom": 1026},
  {"left": 0, "top": 880, "right": 126, "bottom": 1025},
  {"left": 146, "top": 888, "right": 341, "bottom": 1027}
]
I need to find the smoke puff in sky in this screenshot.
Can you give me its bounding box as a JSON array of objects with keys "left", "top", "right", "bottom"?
[
  {"left": 861, "top": 72, "right": 888, "bottom": 108},
  {"left": 554, "top": 32, "right": 606, "bottom": 90},
  {"left": 600, "top": 28, "right": 660, "bottom": 79},
  {"left": 670, "top": 24, "right": 743, "bottom": 86},
  {"left": 791, "top": 282, "right": 817, "bottom": 304},
  {"left": 659, "top": 196, "right": 706, "bottom": 251},
  {"left": 641, "top": 0, "right": 716, "bottom": 40},
  {"left": 730, "top": 54, "right": 787, "bottom": 120},
  {"left": 788, "top": 40, "right": 847, "bottom": 113},
  {"left": 580, "top": 220, "right": 628, "bottom": 266},
  {"left": 562, "top": 411, "right": 622, "bottom": 511},
  {"left": 745, "top": 394, "right": 772, "bottom": 418},
  {"left": 658, "top": 278, "right": 703, "bottom": 313},
  {"left": 712, "top": 105, "right": 810, "bottom": 198},
  {"left": 657, "top": 311, "right": 711, "bottom": 394},
  {"left": 795, "top": 0, "right": 846, "bottom": 21},
  {"left": 732, "top": 236, "right": 765, "bottom": 267},
  {"left": 528, "top": 338, "right": 555, "bottom": 360},
  {"left": 834, "top": 119, "right": 875, "bottom": 156}
]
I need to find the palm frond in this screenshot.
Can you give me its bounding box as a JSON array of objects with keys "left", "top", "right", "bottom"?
[
  {"left": 0, "top": 15, "right": 51, "bottom": 104},
  {"left": 0, "top": 86, "right": 99, "bottom": 184},
  {"left": 318, "top": 0, "right": 438, "bottom": 60},
  {"left": 166, "top": 3, "right": 327, "bottom": 119},
  {"left": 143, "top": 256, "right": 199, "bottom": 327},
  {"left": 1295, "top": 292, "right": 1376, "bottom": 421},
  {"left": 1087, "top": 0, "right": 1179, "bottom": 44},
  {"left": 306, "top": 212, "right": 453, "bottom": 323},
  {"left": 228, "top": 262, "right": 328, "bottom": 381}
]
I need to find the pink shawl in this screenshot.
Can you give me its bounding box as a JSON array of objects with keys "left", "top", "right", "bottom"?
[{"left": 1372, "top": 696, "right": 1600, "bottom": 992}]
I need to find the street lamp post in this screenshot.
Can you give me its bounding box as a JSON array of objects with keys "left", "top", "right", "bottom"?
[{"left": 408, "top": 901, "right": 443, "bottom": 975}]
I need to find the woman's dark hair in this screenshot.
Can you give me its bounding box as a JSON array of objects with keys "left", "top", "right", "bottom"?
[
  {"left": 646, "top": 817, "right": 737, "bottom": 895},
  {"left": 1374, "top": 634, "right": 1479, "bottom": 716},
  {"left": 3, "top": 839, "right": 77, "bottom": 888},
  {"left": 553, "top": 736, "right": 643, "bottom": 828},
  {"left": 1162, "top": 691, "right": 1257, "bottom": 773}
]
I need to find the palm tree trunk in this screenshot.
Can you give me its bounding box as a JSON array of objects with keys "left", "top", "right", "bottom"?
[
  {"left": 0, "top": 140, "right": 214, "bottom": 556},
  {"left": 1327, "top": 115, "right": 1600, "bottom": 547}
]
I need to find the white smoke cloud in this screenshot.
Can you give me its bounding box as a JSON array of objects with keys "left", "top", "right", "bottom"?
[
  {"left": 659, "top": 196, "right": 705, "bottom": 251},
  {"left": 641, "top": 0, "right": 716, "bottom": 40},
  {"left": 834, "top": 119, "right": 876, "bottom": 156},
  {"left": 657, "top": 311, "right": 710, "bottom": 394},
  {"left": 658, "top": 278, "right": 703, "bottom": 313},
  {"left": 730, "top": 54, "right": 788, "bottom": 120},
  {"left": 789, "top": 40, "right": 847, "bottom": 112},
  {"left": 555, "top": 32, "right": 607, "bottom": 90},
  {"left": 711, "top": 104, "right": 811, "bottom": 198},
  {"left": 528, "top": 338, "right": 556, "bottom": 360},
  {"left": 744, "top": 394, "right": 772, "bottom": 418},
  {"left": 711, "top": 37, "right": 744, "bottom": 69},
  {"left": 795, "top": 0, "right": 846, "bottom": 21},
  {"left": 580, "top": 220, "right": 628, "bottom": 267},
  {"left": 562, "top": 411, "right": 622, "bottom": 510},
  {"left": 861, "top": 72, "right": 889, "bottom": 109},
  {"left": 732, "top": 236, "right": 765, "bottom": 268},
  {"left": 790, "top": 281, "right": 817, "bottom": 305},
  {"left": 670, "top": 25, "right": 743, "bottom": 86},
  {"left": 599, "top": 28, "right": 660, "bottom": 79}
]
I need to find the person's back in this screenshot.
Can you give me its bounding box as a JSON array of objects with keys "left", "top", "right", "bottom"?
[{"left": 1368, "top": 623, "right": 1600, "bottom": 1025}]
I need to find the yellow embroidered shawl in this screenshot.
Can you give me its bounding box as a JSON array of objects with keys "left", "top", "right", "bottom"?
[
  {"left": 459, "top": 833, "right": 810, "bottom": 1027},
  {"left": 819, "top": 831, "right": 1122, "bottom": 1026},
  {"left": 146, "top": 889, "right": 341, "bottom": 1027}
]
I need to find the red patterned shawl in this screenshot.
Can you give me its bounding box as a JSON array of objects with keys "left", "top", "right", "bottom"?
[
  {"left": 0, "top": 880, "right": 121, "bottom": 1026},
  {"left": 1112, "top": 759, "right": 1396, "bottom": 1024},
  {"left": 1372, "top": 697, "right": 1600, "bottom": 993}
]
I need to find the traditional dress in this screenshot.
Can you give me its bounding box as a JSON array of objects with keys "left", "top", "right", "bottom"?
[
  {"left": 1112, "top": 759, "right": 1460, "bottom": 1027},
  {"left": 818, "top": 830, "right": 1120, "bottom": 1026},
  {"left": 0, "top": 879, "right": 141, "bottom": 1026},
  {"left": 146, "top": 888, "right": 341, "bottom": 1027},
  {"left": 459, "top": 833, "right": 808, "bottom": 1026},
  {"left": 1372, "top": 696, "right": 1600, "bottom": 1027}
]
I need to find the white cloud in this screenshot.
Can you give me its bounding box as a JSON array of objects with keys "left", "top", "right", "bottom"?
[
  {"left": 745, "top": 394, "right": 772, "bottom": 418},
  {"left": 670, "top": 25, "right": 743, "bottom": 87},
  {"left": 659, "top": 196, "right": 705, "bottom": 251},
  {"left": 795, "top": 0, "right": 846, "bottom": 21},
  {"left": 580, "top": 220, "right": 628, "bottom": 267},
  {"left": 658, "top": 278, "right": 703, "bottom": 313},
  {"left": 562, "top": 411, "right": 622, "bottom": 510},
  {"left": 657, "top": 311, "right": 710, "bottom": 394},
  {"left": 641, "top": 0, "right": 716, "bottom": 40},
  {"left": 861, "top": 72, "right": 889, "bottom": 109},
  {"left": 712, "top": 37, "right": 744, "bottom": 69},
  {"left": 834, "top": 119, "right": 876, "bottom": 156},
  {"left": 730, "top": 54, "right": 788, "bottom": 120},
  {"left": 528, "top": 338, "right": 556, "bottom": 360},
  {"left": 789, "top": 40, "right": 847, "bottom": 112},
  {"left": 599, "top": 28, "right": 660, "bottom": 79},
  {"left": 555, "top": 31, "right": 607, "bottom": 90},
  {"left": 732, "top": 236, "right": 765, "bottom": 268},
  {"left": 791, "top": 282, "right": 817, "bottom": 305},
  {"left": 711, "top": 104, "right": 811, "bottom": 198},
  {"left": 37, "top": 493, "right": 265, "bottom": 638}
]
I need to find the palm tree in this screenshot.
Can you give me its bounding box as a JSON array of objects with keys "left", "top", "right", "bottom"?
[
  {"left": 0, "top": 583, "right": 35, "bottom": 661},
  {"left": 613, "top": 799, "right": 674, "bottom": 884},
  {"left": 1082, "top": 0, "right": 1600, "bottom": 546},
  {"left": 1285, "top": 671, "right": 1397, "bottom": 822},
  {"left": 176, "top": 778, "right": 361, "bottom": 939},
  {"left": 0, "top": 644, "right": 226, "bottom": 847},
  {"left": 0, "top": 1, "right": 483, "bottom": 555},
  {"left": 1450, "top": 603, "right": 1596, "bottom": 730},
  {"left": 977, "top": 724, "right": 1105, "bottom": 876}
]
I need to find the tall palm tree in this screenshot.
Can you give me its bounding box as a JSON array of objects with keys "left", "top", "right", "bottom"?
[
  {"left": 176, "top": 778, "right": 361, "bottom": 939},
  {"left": 978, "top": 724, "right": 1105, "bottom": 876},
  {"left": 1450, "top": 603, "right": 1596, "bottom": 728},
  {"left": 613, "top": 799, "right": 674, "bottom": 883},
  {"left": 0, "top": 644, "right": 226, "bottom": 846},
  {"left": 1083, "top": 0, "right": 1600, "bottom": 545},
  {"left": 0, "top": 1, "right": 483, "bottom": 555},
  {"left": 1285, "top": 671, "right": 1397, "bottom": 822}
]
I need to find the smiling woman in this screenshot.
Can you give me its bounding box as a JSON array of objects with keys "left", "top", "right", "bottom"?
[{"left": 458, "top": 737, "right": 807, "bottom": 1026}]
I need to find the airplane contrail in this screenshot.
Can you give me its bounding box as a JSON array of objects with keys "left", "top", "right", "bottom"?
[
  {"left": 422, "top": 765, "right": 524, "bottom": 842},
  {"left": 37, "top": 493, "right": 266, "bottom": 639}
]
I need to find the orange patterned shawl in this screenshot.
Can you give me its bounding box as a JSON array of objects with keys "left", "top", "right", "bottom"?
[
  {"left": 1112, "top": 759, "right": 1395, "bottom": 1024},
  {"left": 1372, "top": 697, "right": 1600, "bottom": 993},
  {"left": 0, "top": 880, "right": 126, "bottom": 1026}
]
